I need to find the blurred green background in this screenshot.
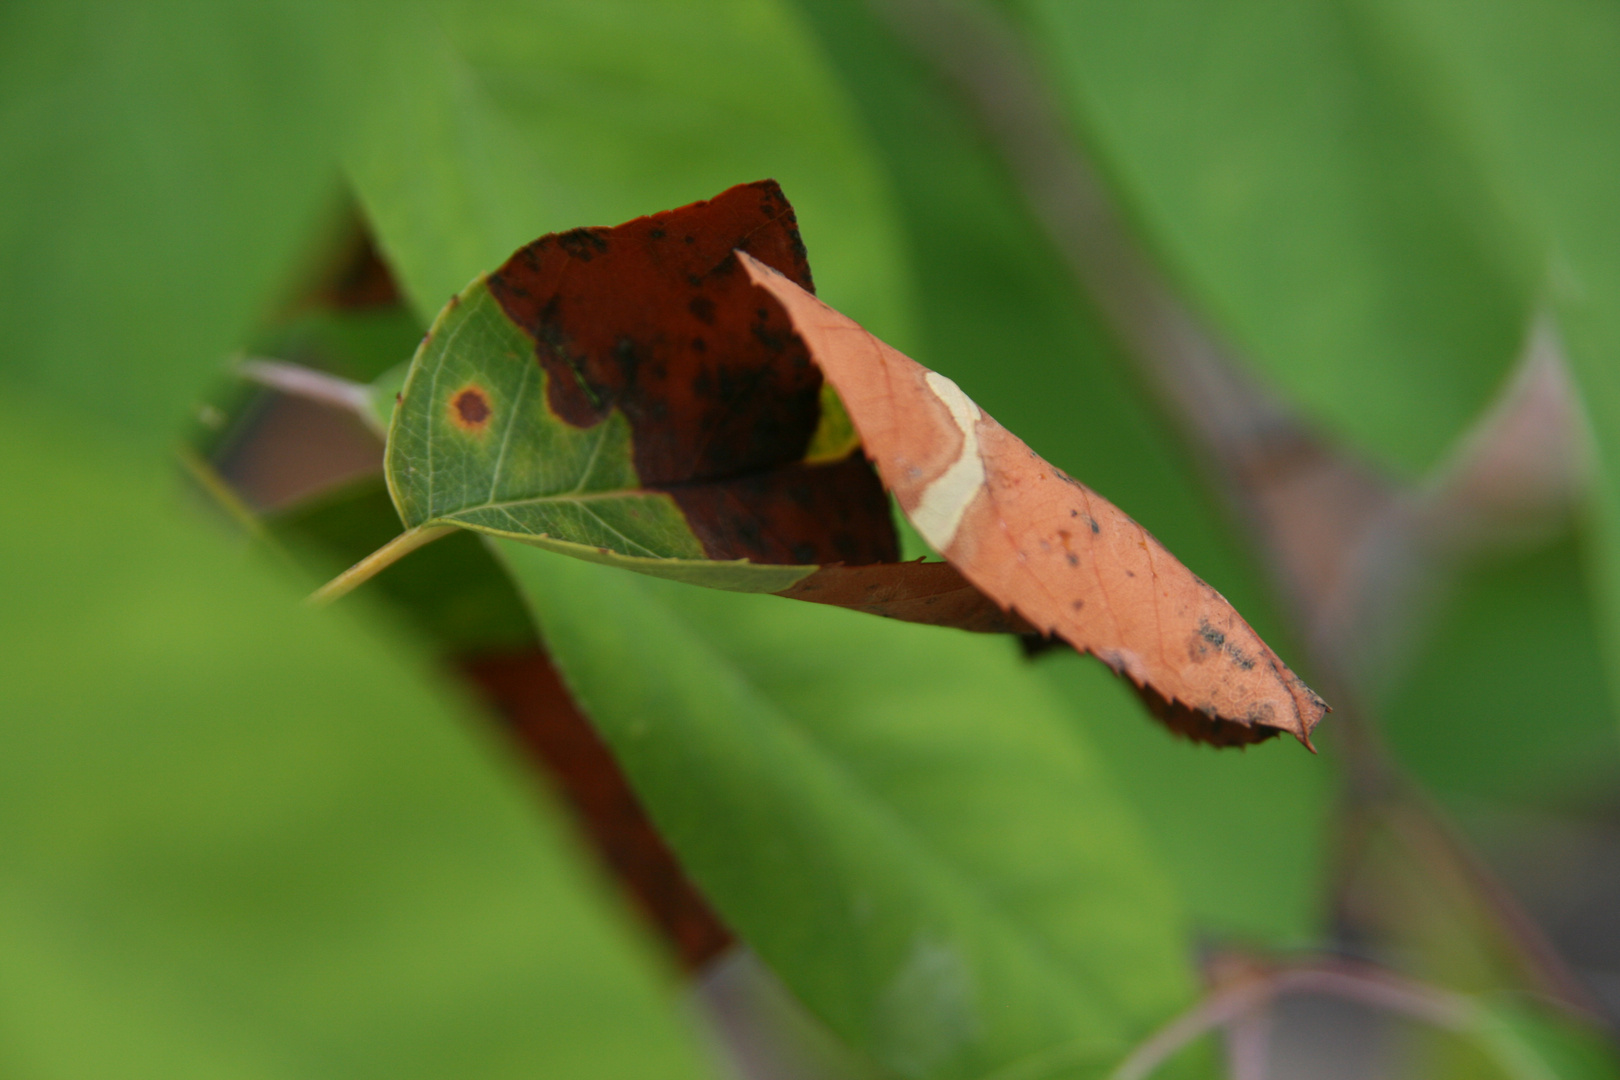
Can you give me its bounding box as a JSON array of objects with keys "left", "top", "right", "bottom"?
[{"left": 5, "top": 1, "right": 1620, "bottom": 1077}]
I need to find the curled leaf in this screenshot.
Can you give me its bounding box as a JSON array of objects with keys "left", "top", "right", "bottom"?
[
  {"left": 741, "top": 253, "right": 1328, "bottom": 747},
  {"left": 374, "top": 180, "right": 1325, "bottom": 746},
  {"left": 383, "top": 180, "right": 897, "bottom": 593}
]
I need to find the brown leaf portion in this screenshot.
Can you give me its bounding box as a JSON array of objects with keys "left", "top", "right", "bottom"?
[
  {"left": 779, "top": 561, "right": 1036, "bottom": 634},
  {"left": 485, "top": 180, "right": 824, "bottom": 486},
  {"left": 666, "top": 456, "right": 895, "bottom": 566},
  {"left": 741, "top": 253, "right": 1328, "bottom": 746}
]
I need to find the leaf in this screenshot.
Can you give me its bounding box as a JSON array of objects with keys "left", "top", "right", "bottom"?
[
  {"left": 741, "top": 253, "right": 1327, "bottom": 747},
  {"left": 0, "top": 395, "right": 719, "bottom": 1080},
  {"left": 1379, "top": 533, "right": 1620, "bottom": 807},
  {"left": 1356, "top": 0, "right": 1620, "bottom": 764},
  {"left": 498, "top": 540, "right": 1206, "bottom": 1080},
  {"left": 1039, "top": 651, "right": 1334, "bottom": 945},
  {"left": 384, "top": 180, "right": 897, "bottom": 594},
  {"left": 0, "top": 1, "right": 368, "bottom": 450},
  {"left": 1008, "top": 0, "right": 1533, "bottom": 475},
  {"left": 381, "top": 180, "right": 1321, "bottom": 744}
]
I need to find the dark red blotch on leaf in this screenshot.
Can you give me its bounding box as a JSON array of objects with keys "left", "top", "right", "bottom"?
[{"left": 485, "top": 180, "right": 896, "bottom": 566}]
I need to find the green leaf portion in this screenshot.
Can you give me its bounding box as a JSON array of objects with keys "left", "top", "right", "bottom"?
[
  {"left": 500, "top": 540, "right": 1203, "bottom": 1080},
  {"left": 0, "top": 396, "right": 717, "bottom": 1080},
  {"left": 1040, "top": 651, "right": 1334, "bottom": 945},
  {"left": 1357, "top": 0, "right": 1620, "bottom": 743},
  {"left": 386, "top": 277, "right": 817, "bottom": 594},
  {"left": 1478, "top": 1000, "right": 1620, "bottom": 1080},
  {"left": 1379, "top": 535, "right": 1620, "bottom": 807},
  {"left": 0, "top": 1, "right": 366, "bottom": 450},
  {"left": 789, "top": 0, "right": 1329, "bottom": 942},
  {"left": 1407, "top": 997, "right": 1620, "bottom": 1080},
  {"left": 1012, "top": 0, "right": 1532, "bottom": 473}
]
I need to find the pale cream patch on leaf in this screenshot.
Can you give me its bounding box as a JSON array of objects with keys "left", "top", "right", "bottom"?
[{"left": 909, "top": 372, "right": 985, "bottom": 552}]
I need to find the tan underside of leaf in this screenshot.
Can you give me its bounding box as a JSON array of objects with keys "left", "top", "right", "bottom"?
[{"left": 741, "top": 253, "right": 1328, "bottom": 745}]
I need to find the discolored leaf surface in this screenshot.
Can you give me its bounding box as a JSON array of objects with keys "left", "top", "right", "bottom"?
[
  {"left": 385, "top": 180, "right": 1322, "bottom": 744},
  {"left": 385, "top": 180, "right": 896, "bottom": 593},
  {"left": 742, "top": 254, "right": 1327, "bottom": 747}
]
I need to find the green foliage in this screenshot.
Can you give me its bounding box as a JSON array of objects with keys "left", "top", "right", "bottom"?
[
  {"left": 8, "top": 0, "right": 1620, "bottom": 1076},
  {"left": 1013, "top": 0, "right": 1533, "bottom": 474},
  {"left": 500, "top": 541, "right": 1203, "bottom": 1079},
  {"left": 0, "top": 404, "right": 715, "bottom": 1080},
  {"left": 0, "top": 1, "right": 361, "bottom": 448},
  {"left": 1041, "top": 653, "right": 1334, "bottom": 946},
  {"left": 1380, "top": 534, "right": 1620, "bottom": 807},
  {"left": 1367, "top": 0, "right": 1620, "bottom": 768}
]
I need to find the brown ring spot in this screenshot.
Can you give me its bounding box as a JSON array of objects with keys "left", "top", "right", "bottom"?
[{"left": 450, "top": 385, "right": 492, "bottom": 433}]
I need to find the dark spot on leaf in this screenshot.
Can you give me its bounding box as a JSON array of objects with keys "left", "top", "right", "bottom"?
[
  {"left": 556, "top": 228, "right": 610, "bottom": 262},
  {"left": 1066, "top": 553, "right": 1079, "bottom": 567},
  {"left": 1088, "top": 516, "right": 1100, "bottom": 534},
  {"left": 450, "top": 386, "right": 492, "bottom": 433},
  {"left": 688, "top": 296, "right": 716, "bottom": 325},
  {"left": 1199, "top": 621, "right": 1226, "bottom": 647},
  {"left": 650, "top": 227, "right": 666, "bottom": 240}
]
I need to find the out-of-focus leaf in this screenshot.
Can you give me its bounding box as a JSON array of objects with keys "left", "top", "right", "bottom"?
[
  {"left": 384, "top": 181, "right": 894, "bottom": 593},
  {"left": 1405, "top": 996, "right": 1620, "bottom": 1080},
  {"left": 369, "top": 361, "right": 412, "bottom": 431},
  {"left": 1479, "top": 999, "right": 1620, "bottom": 1080},
  {"left": 1039, "top": 651, "right": 1334, "bottom": 946},
  {"left": 346, "top": 0, "right": 909, "bottom": 344},
  {"left": 499, "top": 540, "right": 1205, "bottom": 1080},
  {"left": 1011, "top": 0, "right": 1533, "bottom": 474},
  {"left": 0, "top": 1, "right": 368, "bottom": 450},
  {"left": 0, "top": 397, "right": 717, "bottom": 1080},
  {"left": 1379, "top": 535, "right": 1620, "bottom": 807},
  {"left": 252, "top": 307, "right": 425, "bottom": 386},
  {"left": 1357, "top": 0, "right": 1620, "bottom": 739}
]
